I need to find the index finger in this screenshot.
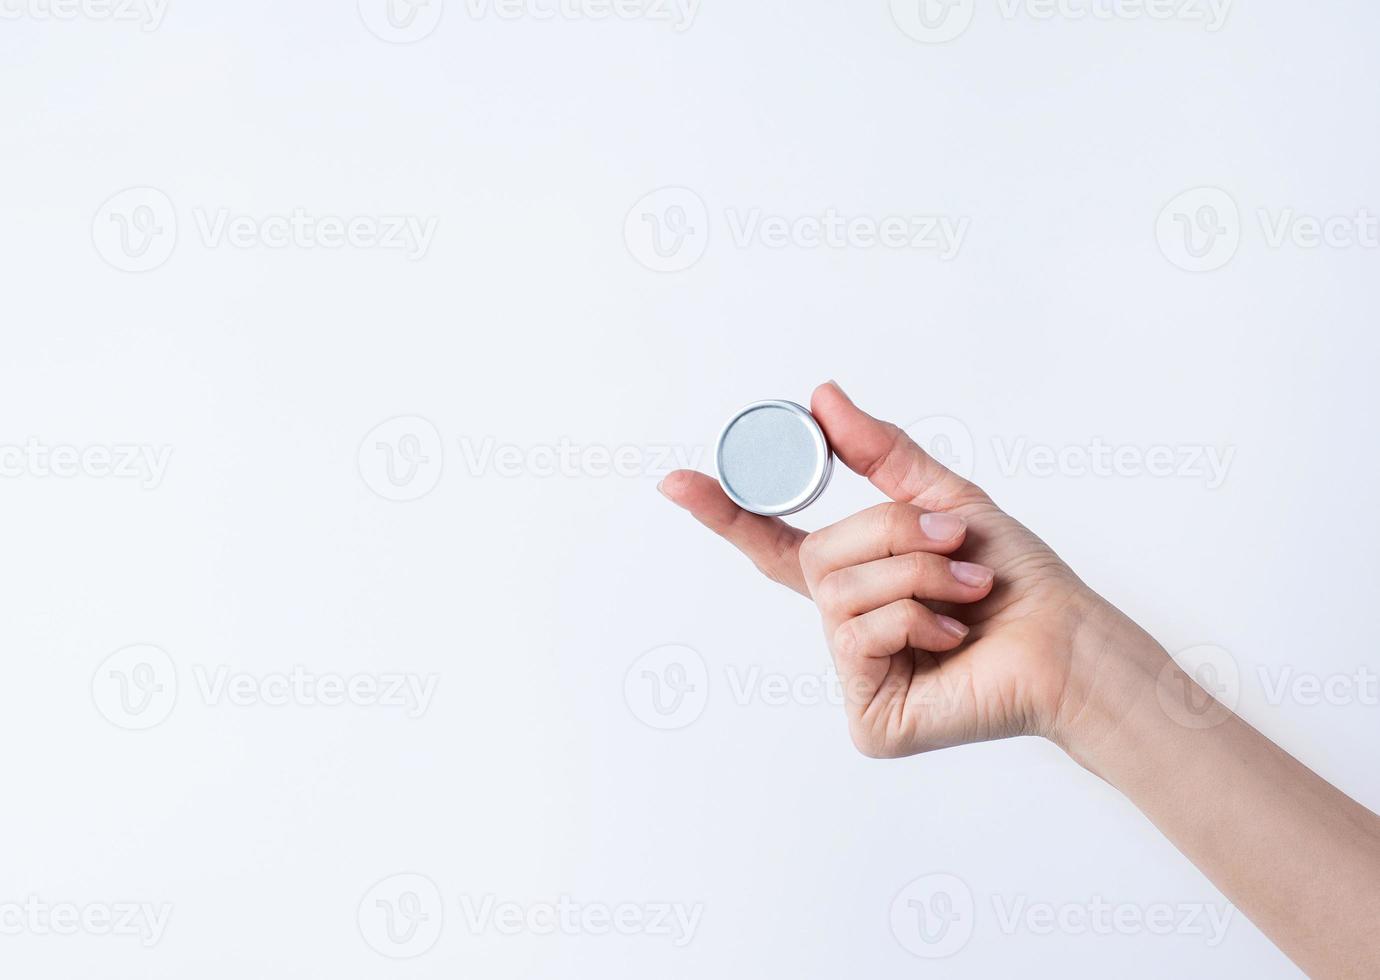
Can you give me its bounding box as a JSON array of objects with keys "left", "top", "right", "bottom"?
[{"left": 658, "top": 469, "right": 809, "bottom": 595}]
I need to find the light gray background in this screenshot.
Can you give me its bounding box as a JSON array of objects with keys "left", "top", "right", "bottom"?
[{"left": 2, "top": 0, "right": 1377, "bottom": 976}]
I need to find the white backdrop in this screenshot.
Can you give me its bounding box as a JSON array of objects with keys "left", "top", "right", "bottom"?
[{"left": 2, "top": 0, "right": 1377, "bottom": 976}]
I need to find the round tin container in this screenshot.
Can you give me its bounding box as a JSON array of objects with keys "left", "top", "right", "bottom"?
[{"left": 715, "top": 400, "right": 834, "bottom": 517}]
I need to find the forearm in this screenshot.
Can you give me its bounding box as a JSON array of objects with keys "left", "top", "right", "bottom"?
[{"left": 1056, "top": 606, "right": 1380, "bottom": 980}]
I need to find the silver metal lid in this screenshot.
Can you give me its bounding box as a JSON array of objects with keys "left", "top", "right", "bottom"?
[{"left": 715, "top": 400, "right": 834, "bottom": 517}]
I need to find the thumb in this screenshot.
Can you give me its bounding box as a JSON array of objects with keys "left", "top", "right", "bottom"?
[{"left": 810, "top": 381, "right": 984, "bottom": 511}]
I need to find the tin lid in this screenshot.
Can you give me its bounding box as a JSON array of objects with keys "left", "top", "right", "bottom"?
[{"left": 715, "top": 400, "right": 834, "bottom": 517}]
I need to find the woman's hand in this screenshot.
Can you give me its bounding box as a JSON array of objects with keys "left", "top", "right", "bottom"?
[
  {"left": 661, "top": 380, "right": 1380, "bottom": 979},
  {"left": 659, "top": 380, "right": 1143, "bottom": 758}
]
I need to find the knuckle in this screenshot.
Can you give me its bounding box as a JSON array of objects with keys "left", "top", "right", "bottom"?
[
  {"left": 833, "top": 619, "right": 863, "bottom": 662},
  {"left": 752, "top": 531, "right": 798, "bottom": 588},
  {"left": 906, "top": 550, "right": 937, "bottom": 583},
  {"left": 813, "top": 571, "right": 846, "bottom": 612},
  {"left": 752, "top": 557, "right": 785, "bottom": 587},
  {"left": 878, "top": 502, "right": 911, "bottom": 540}
]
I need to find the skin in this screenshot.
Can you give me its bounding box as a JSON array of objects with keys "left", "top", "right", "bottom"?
[{"left": 659, "top": 380, "right": 1380, "bottom": 979}]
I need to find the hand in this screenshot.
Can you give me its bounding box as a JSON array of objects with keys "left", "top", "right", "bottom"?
[
  {"left": 664, "top": 383, "right": 1380, "bottom": 979},
  {"left": 660, "top": 381, "right": 1145, "bottom": 758}
]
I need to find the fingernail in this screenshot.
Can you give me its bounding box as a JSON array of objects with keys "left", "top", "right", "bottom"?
[
  {"left": 826, "top": 379, "right": 851, "bottom": 401},
  {"left": 920, "top": 512, "right": 965, "bottom": 541},
  {"left": 950, "top": 561, "right": 994, "bottom": 588},
  {"left": 656, "top": 479, "right": 669, "bottom": 499},
  {"left": 937, "top": 615, "right": 969, "bottom": 638}
]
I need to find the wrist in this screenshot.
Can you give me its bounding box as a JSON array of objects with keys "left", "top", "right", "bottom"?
[{"left": 1046, "top": 595, "right": 1175, "bottom": 777}]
